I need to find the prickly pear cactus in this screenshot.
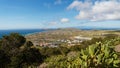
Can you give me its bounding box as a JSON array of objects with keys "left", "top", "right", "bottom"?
[
  {"left": 45, "top": 38, "right": 120, "bottom": 68},
  {"left": 79, "top": 42, "right": 120, "bottom": 68}
]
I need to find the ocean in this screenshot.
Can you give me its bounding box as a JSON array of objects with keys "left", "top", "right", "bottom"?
[
  {"left": 0, "top": 29, "right": 46, "bottom": 38},
  {"left": 0, "top": 27, "right": 120, "bottom": 38}
]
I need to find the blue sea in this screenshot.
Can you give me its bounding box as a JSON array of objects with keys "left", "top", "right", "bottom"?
[
  {"left": 0, "top": 27, "right": 120, "bottom": 38},
  {"left": 0, "top": 29, "right": 46, "bottom": 38}
]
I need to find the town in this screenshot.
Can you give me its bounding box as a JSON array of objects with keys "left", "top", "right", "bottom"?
[{"left": 32, "top": 35, "right": 92, "bottom": 47}]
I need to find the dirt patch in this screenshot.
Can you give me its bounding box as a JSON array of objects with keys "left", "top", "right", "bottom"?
[{"left": 115, "top": 44, "right": 120, "bottom": 52}]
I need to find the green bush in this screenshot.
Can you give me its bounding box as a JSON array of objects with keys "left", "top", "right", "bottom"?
[
  {"left": 78, "top": 42, "right": 120, "bottom": 68},
  {"left": 0, "top": 33, "right": 44, "bottom": 68},
  {"left": 45, "top": 40, "right": 120, "bottom": 68}
]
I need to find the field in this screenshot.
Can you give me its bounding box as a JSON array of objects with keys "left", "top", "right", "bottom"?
[{"left": 25, "top": 28, "right": 120, "bottom": 46}]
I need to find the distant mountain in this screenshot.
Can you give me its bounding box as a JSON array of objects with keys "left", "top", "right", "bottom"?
[{"left": 75, "top": 26, "right": 120, "bottom": 30}]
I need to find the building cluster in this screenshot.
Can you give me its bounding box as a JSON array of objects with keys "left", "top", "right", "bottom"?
[
  {"left": 33, "top": 36, "right": 92, "bottom": 47},
  {"left": 57, "top": 36, "right": 92, "bottom": 46}
]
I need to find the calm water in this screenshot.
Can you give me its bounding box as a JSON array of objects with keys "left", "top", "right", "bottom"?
[
  {"left": 0, "top": 27, "right": 120, "bottom": 38},
  {"left": 0, "top": 29, "right": 46, "bottom": 38}
]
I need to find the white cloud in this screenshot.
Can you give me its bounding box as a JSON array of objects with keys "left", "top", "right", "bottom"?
[
  {"left": 67, "top": 1, "right": 92, "bottom": 11},
  {"left": 61, "top": 18, "right": 69, "bottom": 23},
  {"left": 67, "top": 0, "right": 120, "bottom": 21}
]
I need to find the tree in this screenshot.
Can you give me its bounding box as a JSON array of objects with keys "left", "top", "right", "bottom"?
[
  {"left": 0, "top": 33, "right": 44, "bottom": 68},
  {"left": 0, "top": 33, "right": 26, "bottom": 56},
  {"left": 0, "top": 50, "right": 10, "bottom": 68}
]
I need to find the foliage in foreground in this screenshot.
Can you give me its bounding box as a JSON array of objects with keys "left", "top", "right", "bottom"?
[
  {"left": 45, "top": 40, "right": 120, "bottom": 68},
  {"left": 0, "top": 33, "right": 43, "bottom": 68},
  {"left": 0, "top": 33, "right": 120, "bottom": 68}
]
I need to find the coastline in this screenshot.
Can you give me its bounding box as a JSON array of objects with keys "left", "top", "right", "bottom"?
[{"left": 0, "top": 27, "right": 120, "bottom": 38}]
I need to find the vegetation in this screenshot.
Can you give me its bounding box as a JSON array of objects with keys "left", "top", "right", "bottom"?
[
  {"left": 25, "top": 28, "right": 120, "bottom": 46},
  {"left": 0, "top": 33, "right": 43, "bottom": 68},
  {"left": 44, "top": 38, "right": 120, "bottom": 68},
  {"left": 0, "top": 30, "right": 120, "bottom": 68}
]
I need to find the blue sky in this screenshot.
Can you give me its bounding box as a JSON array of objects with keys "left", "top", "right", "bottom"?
[{"left": 0, "top": 0, "right": 120, "bottom": 29}]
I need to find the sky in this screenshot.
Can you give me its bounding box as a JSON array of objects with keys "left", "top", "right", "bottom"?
[{"left": 0, "top": 0, "right": 120, "bottom": 29}]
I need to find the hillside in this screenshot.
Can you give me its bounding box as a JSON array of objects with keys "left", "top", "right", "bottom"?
[
  {"left": 1, "top": 32, "right": 120, "bottom": 68},
  {"left": 25, "top": 28, "right": 120, "bottom": 46}
]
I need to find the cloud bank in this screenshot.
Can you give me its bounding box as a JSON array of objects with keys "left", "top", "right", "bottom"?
[{"left": 67, "top": 0, "right": 120, "bottom": 21}]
